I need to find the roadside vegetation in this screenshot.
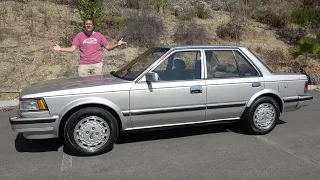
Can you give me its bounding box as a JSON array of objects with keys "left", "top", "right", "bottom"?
[{"left": 0, "top": 0, "right": 319, "bottom": 98}]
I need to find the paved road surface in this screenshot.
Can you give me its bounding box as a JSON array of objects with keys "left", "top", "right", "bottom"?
[{"left": 0, "top": 91, "right": 319, "bottom": 180}]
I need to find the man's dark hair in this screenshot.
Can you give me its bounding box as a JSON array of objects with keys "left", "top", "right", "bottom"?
[{"left": 84, "top": 18, "right": 94, "bottom": 25}]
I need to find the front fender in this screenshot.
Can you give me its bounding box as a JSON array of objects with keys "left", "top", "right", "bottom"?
[
  {"left": 246, "top": 89, "right": 284, "bottom": 112},
  {"left": 58, "top": 97, "right": 131, "bottom": 131}
]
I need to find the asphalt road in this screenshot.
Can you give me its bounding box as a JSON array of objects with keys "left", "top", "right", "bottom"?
[{"left": 1, "top": 91, "right": 320, "bottom": 180}]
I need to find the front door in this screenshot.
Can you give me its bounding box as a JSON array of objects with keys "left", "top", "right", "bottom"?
[
  {"left": 204, "top": 49, "right": 265, "bottom": 120},
  {"left": 129, "top": 49, "right": 207, "bottom": 129}
]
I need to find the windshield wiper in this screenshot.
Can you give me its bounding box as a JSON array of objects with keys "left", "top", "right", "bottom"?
[{"left": 110, "top": 71, "right": 123, "bottom": 79}]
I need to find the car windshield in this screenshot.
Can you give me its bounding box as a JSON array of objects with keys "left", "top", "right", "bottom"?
[{"left": 111, "top": 47, "right": 170, "bottom": 81}]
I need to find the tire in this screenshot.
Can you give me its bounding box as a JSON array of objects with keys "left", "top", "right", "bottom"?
[
  {"left": 64, "top": 107, "right": 119, "bottom": 156},
  {"left": 243, "top": 96, "right": 280, "bottom": 135}
]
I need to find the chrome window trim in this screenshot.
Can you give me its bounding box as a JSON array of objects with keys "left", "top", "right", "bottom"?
[
  {"left": 134, "top": 48, "right": 204, "bottom": 83},
  {"left": 202, "top": 48, "right": 262, "bottom": 80}
]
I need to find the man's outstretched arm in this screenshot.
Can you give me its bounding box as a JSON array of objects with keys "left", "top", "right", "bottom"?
[
  {"left": 105, "top": 44, "right": 120, "bottom": 51},
  {"left": 53, "top": 44, "right": 77, "bottom": 53},
  {"left": 104, "top": 38, "right": 127, "bottom": 51}
]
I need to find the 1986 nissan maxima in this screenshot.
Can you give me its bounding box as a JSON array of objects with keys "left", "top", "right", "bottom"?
[{"left": 9, "top": 46, "right": 313, "bottom": 156}]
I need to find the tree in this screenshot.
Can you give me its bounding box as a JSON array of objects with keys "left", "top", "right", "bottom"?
[
  {"left": 290, "top": 36, "right": 320, "bottom": 80},
  {"left": 291, "top": 36, "right": 320, "bottom": 59},
  {"left": 76, "top": 0, "right": 104, "bottom": 29}
]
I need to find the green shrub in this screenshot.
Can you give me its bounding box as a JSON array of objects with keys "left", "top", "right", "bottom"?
[
  {"left": 291, "top": 36, "right": 320, "bottom": 59},
  {"left": 76, "top": 0, "right": 103, "bottom": 23},
  {"left": 291, "top": 7, "right": 320, "bottom": 28},
  {"left": 76, "top": 0, "right": 123, "bottom": 36}
]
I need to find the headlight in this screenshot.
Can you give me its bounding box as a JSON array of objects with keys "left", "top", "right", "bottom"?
[{"left": 19, "top": 99, "right": 47, "bottom": 111}]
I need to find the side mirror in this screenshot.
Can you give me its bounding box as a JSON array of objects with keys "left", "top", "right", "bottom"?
[{"left": 145, "top": 72, "right": 160, "bottom": 82}]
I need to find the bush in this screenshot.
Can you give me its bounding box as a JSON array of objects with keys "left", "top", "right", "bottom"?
[
  {"left": 37, "top": 0, "right": 76, "bottom": 5},
  {"left": 59, "top": 22, "right": 83, "bottom": 46},
  {"left": 123, "top": 0, "right": 149, "bottom": 10},
  {"left": 222, "top": 0, "right": 264, "bottom": 17},
  {"left": 76, "top": 0, "right": 103, "bottom": 23},
  {"left": 150, "top": 0, "right": 170, "bottom": 14},
  {"left": 173, "top": 5, "right": 195, "bottom": 21},
  {"left": 173, "top": 20, "right": 210, "bottom": 45},
  {"left": 216, "top": 18, "right": 244, "bottom": 41},
  {"left": 97, "top": 15, "right": 126, "bottom": 39},
  {"left": 120, "top": 12, "right": 164, "bottom": 47},
  {"left": 291, "top": 7, "right": 320, "bottom": 28},
  {"left": 290, "top": 36, "right": 320, "bottom": 59},
  {"left": 252, "top": 8, "right": 288, "bottom": 28},
  {"left": 276, "top": 26, "right": 306, "bottom": 45},
  {"left": 194, "top": 3, "right": 211, "bottom": 19},
  {"left": 256, "top": 48, "right": 289, "bottom": 71}
]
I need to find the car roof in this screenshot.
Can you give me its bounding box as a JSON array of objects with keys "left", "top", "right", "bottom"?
[{"left": 154, "top": 45, "right": 248, "bottom": 50}]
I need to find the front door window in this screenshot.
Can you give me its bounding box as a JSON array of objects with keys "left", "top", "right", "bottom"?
[{"left": 152, "top": 50, "right": 202, "bottom": 81}]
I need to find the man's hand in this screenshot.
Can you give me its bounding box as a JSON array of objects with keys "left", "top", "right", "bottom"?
[
  {"left": 117, "top": 38, "right": 127, "bottom": 47},
  {"left": 104, "top": 38, "right": 127, "bottom": 51},
  {"left": 52, "top": 44, "right": 77, "bottom": 53},
  {"left": 53, "top": 44, "right": 61, "bottom": 51}
]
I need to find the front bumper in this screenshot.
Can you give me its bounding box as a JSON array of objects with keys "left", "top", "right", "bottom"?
[{"left": 9, "top": 107, "right": 59, "bottom": 139}]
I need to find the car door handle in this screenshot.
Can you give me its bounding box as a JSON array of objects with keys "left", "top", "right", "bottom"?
[
  {"left": 252, "top": 82, "right": 261, "bottom": 87},
  {"left": 190, "top": 85, "right": 202, "bottom": 94}
]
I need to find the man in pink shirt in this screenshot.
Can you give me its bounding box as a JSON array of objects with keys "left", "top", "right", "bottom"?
[{"left": 53, "top": 19, "right": 127, "bottom": 77}]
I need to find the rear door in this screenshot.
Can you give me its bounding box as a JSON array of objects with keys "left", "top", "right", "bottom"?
[{"left": 204, "top": 48, "right": 265, "bottom": 121}]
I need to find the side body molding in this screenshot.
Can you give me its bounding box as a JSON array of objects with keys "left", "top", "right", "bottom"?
[
  {"left": 246, "top": 89, "right": 285, "bottom": 112},
  {"left": 58, "top": 97, "right": 131, "bottom": 131}
]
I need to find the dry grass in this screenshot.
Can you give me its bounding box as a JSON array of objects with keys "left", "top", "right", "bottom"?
[
  {"left": 120, "top": 11, "right": 164, "bottom": 47},
  {"left": 254, "top": 47, "right": 294, "bottom": 72},
  {"left": 216, "top": 16, "right": 245, "bottom": 41},
  {"left": 276, "top": 25, "right": 306, "bottom": 45},
  {"left": 173, "top": 20, "right": 211, "bottom": 45},
  {"left": 303, "top": 59, "right": 320, "bottom": 85},
  {"left": 0, "top": 0, "right": 126, "bottom": 93},
  {"left": 0, "top": 93, "right": 20, "bottom": 100},
  {"left": 1, "top": 0, "right": 320, "bottom": 99}
]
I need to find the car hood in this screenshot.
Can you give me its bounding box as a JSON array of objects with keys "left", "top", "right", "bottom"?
[{"left": 20, "top": 73, "right": 130, "bottom": 97}]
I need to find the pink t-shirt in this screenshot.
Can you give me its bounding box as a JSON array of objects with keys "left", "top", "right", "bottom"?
[{"left": 72, "top": 32, "right": 110, "bottom": 64}]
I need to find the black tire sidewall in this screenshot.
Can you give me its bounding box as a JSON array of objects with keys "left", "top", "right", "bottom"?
[
  {"left": 247, "top": 96, "right": 280, "bottom": 135},
  {"left": 64, "top": 107, "right": 119, "bottom": 156}
]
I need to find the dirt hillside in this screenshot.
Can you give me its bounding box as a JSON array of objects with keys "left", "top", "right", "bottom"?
[{"left": 0, "top": 0, "right": 319, "bottom": 100}]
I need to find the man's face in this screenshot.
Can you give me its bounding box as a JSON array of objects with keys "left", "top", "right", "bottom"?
[{"left": 84, "top": 20, "right": 94, "bottom": 32}]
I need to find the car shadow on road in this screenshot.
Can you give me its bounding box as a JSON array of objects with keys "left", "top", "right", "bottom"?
[
  {"left": 116, "top": 123, "right": 233, "bottom": 144},
  {"left": 14, "top": 133, "right": 63, "bottom": 153},
  {"left": 226, "top": 119, "right": 287, "bottom": 135},
  {"left": 13, "top": 120, "right": 287, "bottom": 154},
  {"left": 116, "top": 120, "right": 287, "bottom": 144}
]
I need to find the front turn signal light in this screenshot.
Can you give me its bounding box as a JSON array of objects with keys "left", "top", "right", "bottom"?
[{"left": 37, "top": 100, "right": 47, "bottom": 110}]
